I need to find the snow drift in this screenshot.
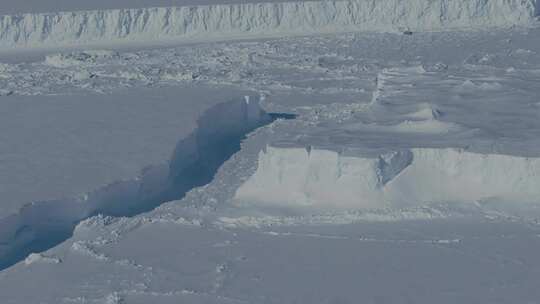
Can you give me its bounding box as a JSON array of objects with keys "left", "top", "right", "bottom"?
[
  {"left": 0, "top": 0, "right": 538, "bottom": 49},
  {"left": 235, "top": 146, "right": 540, "bottom": 209}
]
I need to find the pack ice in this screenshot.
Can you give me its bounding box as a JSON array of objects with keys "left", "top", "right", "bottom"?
[{"left": 0, "top": 0, "right": 538, "bottom": 49}]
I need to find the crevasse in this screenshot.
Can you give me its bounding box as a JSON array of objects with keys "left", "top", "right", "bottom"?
[
  {"left": 0, "top": 96, "right": 286, "bottom": 270},
  {"left": 0, "top": 0, "right": 537, "bottom": 50}
]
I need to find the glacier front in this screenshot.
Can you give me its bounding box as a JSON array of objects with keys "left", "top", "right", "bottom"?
[{"left": 0, "top": 0, "right": 538, "bottom": 50}]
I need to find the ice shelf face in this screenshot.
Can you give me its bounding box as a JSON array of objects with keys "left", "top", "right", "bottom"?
[
  {"left": 0, "top": 0, "right": 538, "bottom": 50},
  {"left": 235, "top": 146, "right": 540, "bottom": 209}
]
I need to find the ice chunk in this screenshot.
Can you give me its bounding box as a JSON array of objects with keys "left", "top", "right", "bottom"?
[
  {"left": 235, "top": 146, "right": 540, "bottom": 210},
  {"left": 24, "top": 253, "right": 61, "bottom": 265}
]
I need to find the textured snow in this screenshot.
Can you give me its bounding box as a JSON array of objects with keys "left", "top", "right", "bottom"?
[{"left": 0, "top": 0, "right": 538, "bottom": 50}]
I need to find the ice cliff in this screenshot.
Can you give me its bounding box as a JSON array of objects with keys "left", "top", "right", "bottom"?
[
  {"left": 235, "top": 146, "right": 540, "bottom": 209},
  {"left": 0, "top": 0, "right": 538, "bottom": 49},
  {"left": 0, "top": 96, "right": 276, "bottom": 270}
]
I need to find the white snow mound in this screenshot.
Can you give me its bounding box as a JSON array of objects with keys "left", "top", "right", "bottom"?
[
  {"left": 0, "top": 0, "right": 538, "bottom": 50},
  {"left": 24, "top": 253, "right": 61, "bottom": 265},
  {"left": 235, "top": 146, "right": 540, "bottom": 209}
]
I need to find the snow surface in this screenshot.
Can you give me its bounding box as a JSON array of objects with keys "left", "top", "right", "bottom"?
[
  {"left": 2, "top": 8, "right": 540, "bottom": 303},
  {"left": 0, "top": 0, "right": 538, "bottom": 50}
]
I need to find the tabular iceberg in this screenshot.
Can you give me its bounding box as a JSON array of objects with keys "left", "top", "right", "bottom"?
[{"left": 235, "top": 146, "right": 540, "bottom": 209}]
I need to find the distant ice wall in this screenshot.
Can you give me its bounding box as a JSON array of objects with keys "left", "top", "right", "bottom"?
[
  {"left": 235, "top": 146, "right": 540, "bottom": 209},
  {"left": 0, "top": 0, "right": 537, "bottom": 49}
]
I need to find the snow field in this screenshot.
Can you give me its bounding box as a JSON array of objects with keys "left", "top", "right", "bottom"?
[{"left": 0, "top": 0, "right": 538, "bottom": 50}]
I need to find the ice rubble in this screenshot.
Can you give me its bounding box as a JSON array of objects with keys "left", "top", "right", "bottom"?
[
  {"left": 0, "top": 0, "right": 538, "bottom": 49},
  {"left": 235, "top": 146, "right": 540, "bottom": 209}
]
